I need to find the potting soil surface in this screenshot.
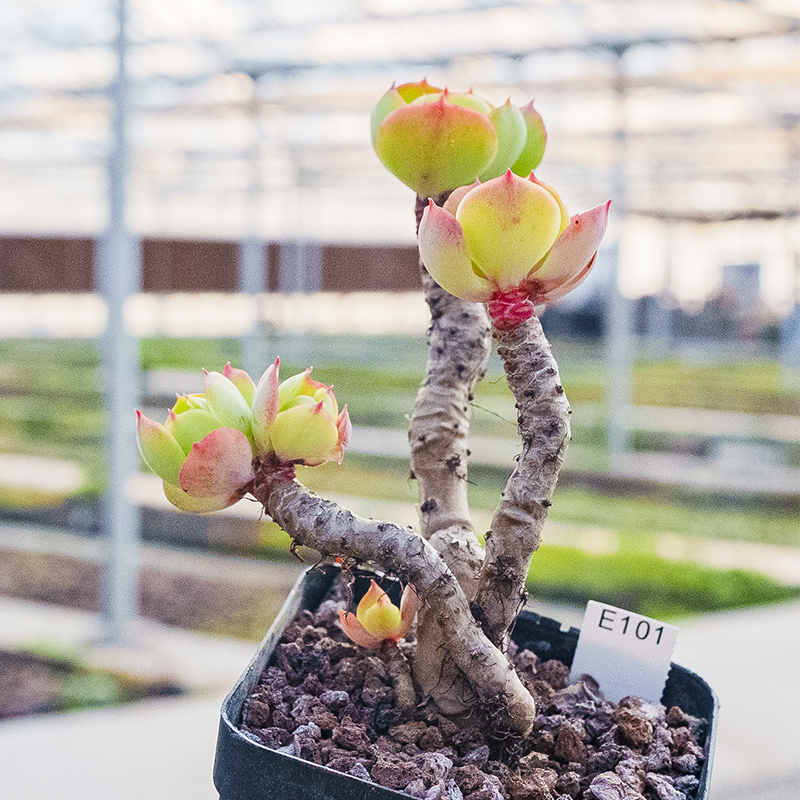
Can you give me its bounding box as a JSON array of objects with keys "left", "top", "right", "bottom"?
[{"left": 241, "top": 582, "right": 708, "bottom": 800}]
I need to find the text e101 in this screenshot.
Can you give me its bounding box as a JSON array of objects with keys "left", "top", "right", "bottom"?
[{"left": 597, "top": 607, "right": 667, "bottom": 644}]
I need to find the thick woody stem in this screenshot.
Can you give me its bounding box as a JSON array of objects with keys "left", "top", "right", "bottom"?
[
  {"left": 473, "top": 314, "right": 571, "bottom": 647},
  {"left": 380, "top": 642, "right": 416, "bottom": 708},
  {"left": 409, "top": 195, "right": 492, "bottom": 719},
  {"left": 254, "top": 472, "right": 537, "bottom": 737},
  {"left": 409, "top": 193, "right": 490, "bottom": 597}
]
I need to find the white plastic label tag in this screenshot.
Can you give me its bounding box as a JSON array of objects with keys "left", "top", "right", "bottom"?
[{"left": 569, "top": 600, "right": 679, "bottom": 704}]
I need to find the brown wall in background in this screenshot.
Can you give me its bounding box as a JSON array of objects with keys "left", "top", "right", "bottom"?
[
  {"left": 0, "top": 236, "right": 420, "bottom": 293},
  {"left": 322, "top": 245, "right": 421, "bottom": 293},
  {"left": 0, "top": 236, "right": 95, "bottom": 292},
  {"left": 141, "top": 239, "right": 240, "bottom": 292}
]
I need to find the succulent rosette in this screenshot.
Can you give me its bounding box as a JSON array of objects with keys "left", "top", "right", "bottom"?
[
  {"left": 136, "top": 361, "right": 351, "bottom": 513},
  {"left": 418, "top": 170, "right": 611, "bottom": 328},
  {"left": 371, "top": 80, "right": 548, "bottom": 198},
  {"left": 251, "top": 358, "right": 352, "bottom": 467},
  {"left": 339, "top": 580, "right": 419, "bottom": 649}
]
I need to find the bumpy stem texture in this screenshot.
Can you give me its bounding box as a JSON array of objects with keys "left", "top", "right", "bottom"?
[
  {"left": 380, "top": 643, "right": 416, "bottom": 708},
  {"left": 409, "top": 195, "right": 493, "bottom": 719},
  {"left": 473, "top": 314, "right": 571, "bottom": 646},
  {"left": 254, "top": 473, "right": 537, "bottom": 737},
  {"left": 409, "top": 194, "right": 491, "bottom": 597}
]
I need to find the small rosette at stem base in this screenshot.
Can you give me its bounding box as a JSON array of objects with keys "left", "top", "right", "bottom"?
[{"left": 339, "top": 580, "right": 419, "bottom": 648}]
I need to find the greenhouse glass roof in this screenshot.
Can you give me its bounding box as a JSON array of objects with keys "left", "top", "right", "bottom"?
[{"left": 1, "top": 0, "right": 798, "bottom": 305}]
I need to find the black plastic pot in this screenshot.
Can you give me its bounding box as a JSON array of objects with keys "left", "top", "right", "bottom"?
[{"left": 214, "top": 566, "right": 718, "bottom": 800}]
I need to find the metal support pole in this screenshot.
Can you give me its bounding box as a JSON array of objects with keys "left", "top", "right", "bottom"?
[
  {"left": 606, "top": 45, "right": 634, "bottom": 467},
  {"left": 239, "top": 77, "right": 268, "bottom": 378},
  {"left": 647, "top": 222, "right": 677, "bottom": 359},
  {"left": 96, "top": 0, "right": 141, "bottom": 644},
  {"left": 240, "top": 234, "right": 267, "bottom": 377},
  {"left": 780, "top": 114, "right": 800, "bottom": 390}
]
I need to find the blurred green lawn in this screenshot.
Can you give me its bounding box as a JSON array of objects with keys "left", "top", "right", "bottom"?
[{"left": 1, "top": 335, "right": 798, "bottom": 619}]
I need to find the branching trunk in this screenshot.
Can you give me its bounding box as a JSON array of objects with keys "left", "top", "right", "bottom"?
[
  {"left": 473, "top": 314, "right": 572, "bottom": 646},
  {"left": 409, "top": 195, "right": 490, "bottom": 597},
  {"left": 409, "top": 267, "right": 490, "bottom": 594},
  {"left": 253, "top": 473, "right": 537, "bottom": 737},
  {"left": 247, "top": 200, "right": 570, "bottom": 737},
  {"left": 407, "top": 195, "right": 493, "bottom": 718}
]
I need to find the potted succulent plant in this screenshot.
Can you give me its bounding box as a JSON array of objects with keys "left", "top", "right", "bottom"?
[{"left": 136, "top": 80, "right": 717, "bottom": 800}]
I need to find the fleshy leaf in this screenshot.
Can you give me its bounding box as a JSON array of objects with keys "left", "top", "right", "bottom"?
[
  {"left": 529, "top": 201, "right": 610, "bottom": 296},
  {"left": 356, "top": 580, "right": 403, "bottom": 640},
  {"left": 528, "top": 172, "right": 569, "bottom": 234},
  {"left": 313, "top": 385, "right": 338, "bottom": 418},
  {"left": 360, "top": 594, "right": 403, "bottom": 640},
  {"left": 339, "top": 610, "right": 384, "bottom": 648},
  {"left": 443, "top": 180, "right": 480, "bottom": 216},
  {"left": 277, "top": 367, "right": 326, "bottom": 410},
  {"left": 455, "top": 171, "right": 562, "bottom": 290},
  {"left": 398, "top": 585, "right": 420, "bottom": 639},
  {"left": 511, "top": 101, "right": 547, "bottom": 176},
  {"left": 537, "top": 252, "right": 597, "bottom": 306},
  {"left": 172, "top": 393, "right": 208, "bottom": 414},
  {"left": 163, "top": 480, "right": 242, "bottom": 514},
  {"left": 223, "top": 363, "right": 256, "bottom": 406},
  {"left": 178, "top": 427, "right": 254, "bottom": 498},
  {"left": 413, "top": 89, "right": 493, "bottom": 116},
  {"left": 269, "top": 401, "right": 340, "bottom": 465},
  {"left": 418, "top": 200, "right": 491, "bottom": 302},
  {"left": 166, "top": 408, "right": 220, "bottom": 454},
  {"left": 204, "top": 370, "right": 253, "bottom": 436},
  {"left": 370, "top": 85, "right": 406, "bottom": 144},
  {"left": 334, "top": 406, "right": 352, "bottom": 464},
  {"left": 395, "top": 78, "right": 441, "bottom": 104},
  {"left": 356, "top": 579, "right": 386, "bottom": 617},
  {"left": 252, "top": 358, "right": 280, "bottom": 452},
  {"left": 136, "top": 411, "right": 185, "bottom": 486},
  {"left": 374, "top": 96, "right": 498, "bottom": 198},
  {"left": 479, "top": 100, "right": 527, "bottom": 181}
]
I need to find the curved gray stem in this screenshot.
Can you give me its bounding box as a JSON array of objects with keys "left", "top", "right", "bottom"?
[
  {"left": 409, "top": 266, "right": 490, "bottom": 595},
  {"left": 409, "top": 194, "right": 490, "bottom": 597},
  {"left": 473, "top": 314, "right": 572, "bottom": 647},
  {"left": 408, "top": 195, "right": 492, "bottom": 718}
]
